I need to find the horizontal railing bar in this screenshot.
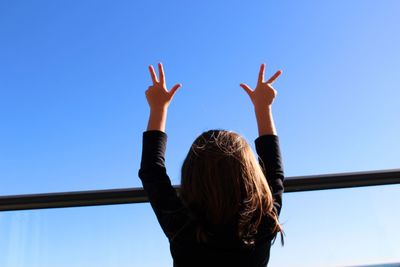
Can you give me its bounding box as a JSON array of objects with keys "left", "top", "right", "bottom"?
[
  {"left": 1, "top": 169, "right": 399, "bottom": 212},
  {"left": 284, "top": 168, "right": 400, "bottom": 192}
]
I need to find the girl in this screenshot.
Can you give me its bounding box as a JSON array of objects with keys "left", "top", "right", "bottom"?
[{"left": 138, "top": 63, "right": 284, "bottom": 267}]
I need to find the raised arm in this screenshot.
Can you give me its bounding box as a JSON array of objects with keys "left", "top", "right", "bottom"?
[
  {"left": 240, "top": 63, "right": 284, "bottom": 214},
  {"left": 138, "top": 62, "right": 187, "bottom": 239}
]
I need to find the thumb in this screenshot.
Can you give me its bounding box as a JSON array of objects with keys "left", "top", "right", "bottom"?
[
  {"left": 169, "top": 83, "right": 182, "bottom": 97},
  {"left": 240, "top": 83, "right": 253, "bottom": 97}
]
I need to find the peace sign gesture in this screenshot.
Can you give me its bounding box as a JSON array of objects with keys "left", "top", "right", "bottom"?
[
  {"left": 146, "top": 62, "right": 182, "bottom": 111},
  {"left": 240, "top": 64, "right": 282, "bottom": 109}
]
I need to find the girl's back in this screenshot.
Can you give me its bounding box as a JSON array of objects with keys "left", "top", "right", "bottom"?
[
  {"left": 169, "top": 214, "right": 276, "bottom": 267},
  {"left": 139, "top": 130, "right": 284, "bottom": 267}
]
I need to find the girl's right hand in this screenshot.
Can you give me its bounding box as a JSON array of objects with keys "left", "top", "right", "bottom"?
[{"left": 240, "top": 63, "right": 282, "bottom": 110}]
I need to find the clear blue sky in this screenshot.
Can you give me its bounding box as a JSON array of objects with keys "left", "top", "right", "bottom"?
[{"left": 0, "top": 0, "right": 399, "bottom": 266}]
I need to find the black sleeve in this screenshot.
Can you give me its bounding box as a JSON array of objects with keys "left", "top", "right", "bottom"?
[
  {"left": 138, "top": 130, "right": 189, "bottom": 240},
  {"left": 254, "top": 134, "right": 285, "bottom": 216}
]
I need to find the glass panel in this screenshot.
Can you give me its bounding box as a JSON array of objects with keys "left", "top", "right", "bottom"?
[
  {"left": 270, "top": 185, "right": 400, "bottom": 266},
  {"left": 0, "top": 203, "right": 172, "bottom": 267},
  {"left": 1, "top": 185, "right": 399, "bottom": 266},
  {"left": 1, "top": 0, "right": 399, "bottom": 194}
]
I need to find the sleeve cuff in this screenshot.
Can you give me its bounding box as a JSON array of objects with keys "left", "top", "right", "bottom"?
[
  {"left": 143, "top": 130, "right": 168, "bottom": 138},
  {"left": 254, "top": 134, "right": 280, "bottom": 156}
]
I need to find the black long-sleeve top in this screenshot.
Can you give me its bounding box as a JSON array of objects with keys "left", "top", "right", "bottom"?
[{"left": 138, "top": 130, "right": 284, "bottom": 267}]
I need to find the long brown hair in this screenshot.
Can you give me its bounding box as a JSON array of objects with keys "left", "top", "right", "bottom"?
[{"left": 180, "top": 129, "right": 284, "bottom": 247}]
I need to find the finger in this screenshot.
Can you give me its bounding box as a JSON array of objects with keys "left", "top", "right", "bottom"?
[
  {"left": 258, "top": 63, "right": 265, "bottom": 85},
  {"left": 240, "top": 83, "right": 253, "bottom": 96},
  {"left": 158, "top": 62, "right": 165, "bottom": 85},
  {"left": 169, "top": 83, "right": 182, "bottom": 97},
  {"left": 149, "top": 65, "right": 158, "bottom": 84},
  {"left": 266, "top": 70, "right": 282, "bottom": 84}
]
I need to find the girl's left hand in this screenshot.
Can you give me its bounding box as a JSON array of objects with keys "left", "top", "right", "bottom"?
[{"left": 146, "top": 62, "right": 182, "bottom": 110}]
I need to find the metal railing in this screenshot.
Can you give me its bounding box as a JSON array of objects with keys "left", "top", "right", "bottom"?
[{"left": 1, "top": 169, "right": 399, "bottom": 212}]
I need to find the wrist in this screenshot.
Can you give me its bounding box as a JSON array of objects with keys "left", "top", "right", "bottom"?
[
  {"left": 254, "top": 105, "right": 272, "bottom": 114},
  {"left": 147, "top": 106, "right": 168, "bottom": 132},
  {"left": 254, "top": 105, "right": 277, "bottom": 136},
  {"left": 150, "top": 105, "right": 168, "bottom": 114}
]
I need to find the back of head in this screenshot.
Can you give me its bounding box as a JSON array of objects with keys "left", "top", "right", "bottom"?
[{"left": 180, "top": 129, "right": 282, "bottom": 246}]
